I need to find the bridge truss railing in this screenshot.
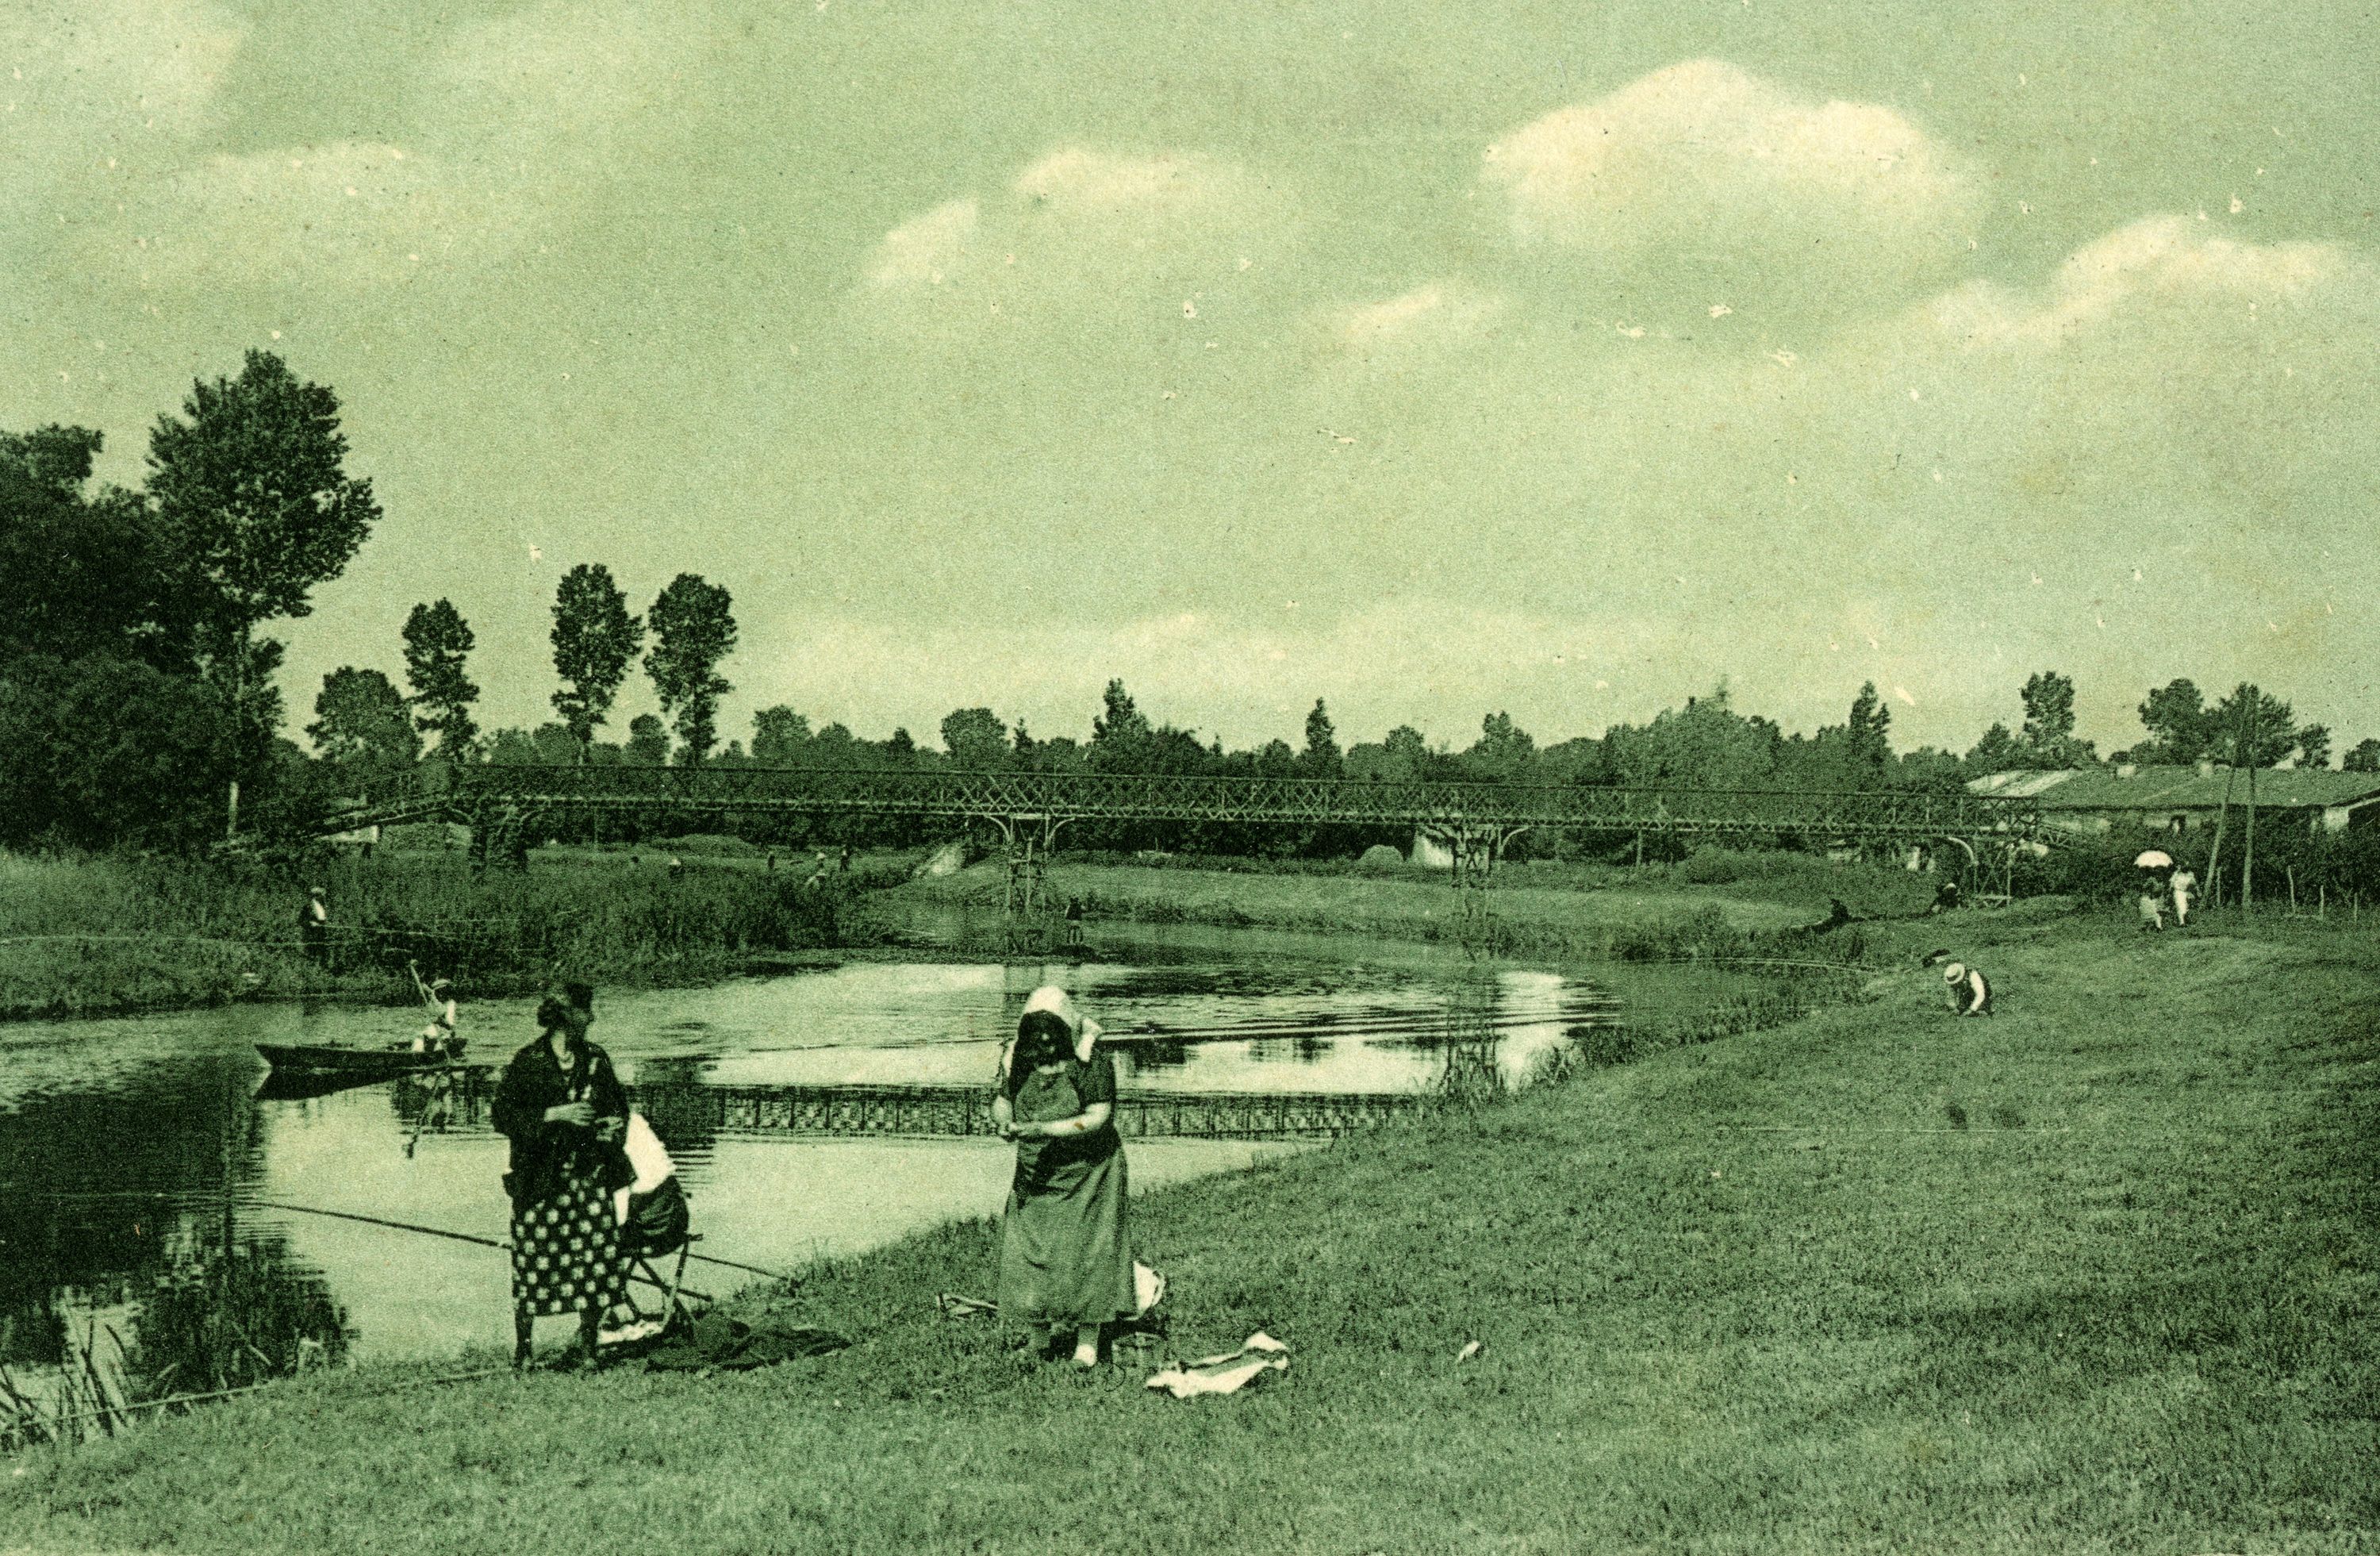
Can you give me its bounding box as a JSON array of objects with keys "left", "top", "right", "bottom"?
[{"left": 313, "top": 763, "right": 2041, "bottom": 843}]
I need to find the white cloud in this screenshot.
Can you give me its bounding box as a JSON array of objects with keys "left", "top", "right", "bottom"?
[
  {"left": 1330, "top": 282, "right": 1506, "bottom": 352},
  {"left": 1914, "top": 216, "right": 2359, "bottom": 348},
  {"left": 853, "top": 144, "right": 1299, "bottom": 345},
  {"left": 62, "top": 0, "right": 714, "bottom": 296},
  {"left": 112, "top": 141, "right": 478, "bottom": 292},
  {"left": 0, "top": 0, "right": 241, "bottom": 234},
  {"left": 1481, "top": 60, "right": 1978, "bottom": 312},
  {"left": 866, "top": 198, "right": 981, "bottom": 286}
]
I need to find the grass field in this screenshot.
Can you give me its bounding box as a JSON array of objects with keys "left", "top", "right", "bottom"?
[
  {"left": 894, "top": 852, "right": 1920, "bottom": 950},
  {"left": 9, "top": 905, "right": 2373, "bottom": 1553}
]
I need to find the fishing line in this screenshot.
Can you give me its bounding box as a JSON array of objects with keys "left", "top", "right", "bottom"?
[{"left": 237, "top": 1198, "right": 786, "bottom": 1289}]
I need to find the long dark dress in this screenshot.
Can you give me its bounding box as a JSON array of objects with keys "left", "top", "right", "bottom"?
[
  {"left": 996, "top": 1049, "right": 1135, "bottom": 1328},
  {"left": 490, "top": 1036, "right": 628, "bottom": 1321}
]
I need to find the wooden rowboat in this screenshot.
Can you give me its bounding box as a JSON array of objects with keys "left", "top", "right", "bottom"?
[{"left": 254, "top": 1042, "right": 466, "bottom": 1078}]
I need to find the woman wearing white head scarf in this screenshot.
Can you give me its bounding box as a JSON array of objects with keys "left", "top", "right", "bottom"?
[{"left": 991, "top": 985, "right": 1136, "bottom": 1366}]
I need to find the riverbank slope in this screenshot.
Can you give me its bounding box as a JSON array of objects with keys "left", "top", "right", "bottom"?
[
  {"left": 10, "top": 905, "right": 2374, "bottom": 1553},
  {"left": 891, "top": 849, "right": 1933, "bottom": 951},
  {"left": 0, "top": 849, "right": 861, "bottom": 1021}
]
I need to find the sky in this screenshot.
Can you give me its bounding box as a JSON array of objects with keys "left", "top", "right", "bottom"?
[{"left": 5, "top": 0, "right": 2377, "bottom": 758}]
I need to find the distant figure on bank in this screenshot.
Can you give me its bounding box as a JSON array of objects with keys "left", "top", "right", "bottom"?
[
  {"left": 1812, "top": 897, "right": 1854, "bottom": 933},
  {"left": 298, "top": 886, "right": 331, "bottom": 966},
  {"left": 839, "top": 844, "right": 853, "bottom": 873},
  {"left": 492, "top": 983, "right": 628, "bottom": 1367},
  {"left": 667, "top": 855, "right": 685, "bottom": 882},
  {"left": 1931, "top": 879, "right": 1963, "bottom": 915},
  {"left": 766, "top": 852, "right": 777, "bottom": 873},
  {"left": 992, "top": 986, "right": 1137, "bottom": 1368},
  {"left": 1064, "top": 897, "right": 1085, "bottom": 947},
  {"left": 2171, "top": 868, "right": 2197, "bottom": 928},
  {"left": 1942, "top": 961, "right": 1993, "bottom": 1017}
]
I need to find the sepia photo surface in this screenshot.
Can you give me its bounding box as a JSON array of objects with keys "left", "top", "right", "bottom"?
[{"left": 2, "top": 2, "right": 2375, "bottom": 1551}]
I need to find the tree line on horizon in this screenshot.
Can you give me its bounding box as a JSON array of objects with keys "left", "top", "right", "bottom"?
[{"left": 7, "top": 352, "right": 2377, "bottom": 855}]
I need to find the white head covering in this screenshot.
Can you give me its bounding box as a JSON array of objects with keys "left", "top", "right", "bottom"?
[
  {"left": 1000, "top": 984, "right": 1104, "bottom": 1080},
  {"left": 1942, "top": 962, "right": 1967, "bottom": 983}
]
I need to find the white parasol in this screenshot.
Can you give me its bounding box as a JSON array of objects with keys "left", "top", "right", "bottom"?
[{"left": 2133, "top": 849, "right": 2174, "bottom": 869}]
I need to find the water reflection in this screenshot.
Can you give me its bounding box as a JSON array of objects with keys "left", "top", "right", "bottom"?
[{"left": 0, "top": 933, "right": 1654, "bottom": 1377}]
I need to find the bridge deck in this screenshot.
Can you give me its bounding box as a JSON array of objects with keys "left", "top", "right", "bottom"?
[{"left": 307, "top": 763, "right": 2041, "bottom": 842}]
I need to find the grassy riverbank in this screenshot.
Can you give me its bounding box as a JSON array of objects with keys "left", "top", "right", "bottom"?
[
  {"left": 0, "top": 848, "right": 866, "bottom": 1020},
  {"left": 10, "top": 905, "right": 2374, "bottom": 1553},
  {"left": 893, "top": 849, "right": 1933, "bottom": 957}
]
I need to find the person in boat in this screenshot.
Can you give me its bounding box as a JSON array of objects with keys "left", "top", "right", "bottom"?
[
  {"left": 491, "top": 982, "right": 629, "bottom": 1367},
  {"left": 991, "top": 985, "right": 1137, "bottom": 1367},
  {"left": 1942, "top": 961, "right": 1994, "bottom": 1017},
  {"left": 410, "top": 962, "right": 460, "bottom": 1055}
]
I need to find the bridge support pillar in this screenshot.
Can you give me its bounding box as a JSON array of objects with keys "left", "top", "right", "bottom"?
[
  {"left": 1440, "top": 824, "right": 1530, "bottom": 952},
  {"left": 985, "top": 813, "right": 1067, "bottom": 951}
]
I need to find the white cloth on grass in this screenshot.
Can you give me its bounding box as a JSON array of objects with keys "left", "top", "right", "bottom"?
[{"left": 1145, "top": 1332, "right": 1288, "bottom": 1399}]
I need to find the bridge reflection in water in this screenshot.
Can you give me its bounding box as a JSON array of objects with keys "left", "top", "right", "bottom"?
[{"left": 394, "top": 1070, "right": 1461, "bottom": 1143}]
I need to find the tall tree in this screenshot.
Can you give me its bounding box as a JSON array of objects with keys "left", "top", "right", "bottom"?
[
  {"left": 2209, "top": 683, "right": 2304, "bottom": 770},
  {"left": 625, "top": 713, "right": 670, "bottom": 766},
  {"left": 1088, "top": 678, "right": 1154, "bottom": 771},
  {"left": 401, "top": 599, "right": 481, "bottom": 760},
  {"left": 2, "top": 426, "right": 181, "bottom": 668},
  {"left": 1299, "top": 698, "right": 1343, "bottom": 778},
  {"left": 1966, "top": 722, "right": 2022, "bottom": 772},
  {"left": 1465, "top": 710, "right": 1538, "bottom": 783},
  {"left": 2136, "top": 678, "right": 2214, "bottom": 764},
  {"left": 145, "top": 351, "right": 380, "bottom": 829},
  {"left": 751, "top": 706, "right": 813, "bottom": 764},
  {"left": 306, "top": 667, "right": 419, "bottom": 778},
  {"left": 2019, "top": 670, "right": 2077, "bottom": 747},
  {"left": 2344, "top": 739, "right": 2380, "bottom": 774},
  {"left": 643, "top": 573, "right": 738, "bottom": 766},
  {"left": 1844, "top": 682, "right": 1894, "bottom": 771},
  {"left": 2294, "top": 724, "right": 2332, "bottom": 770},
  {"left": 940, "top": 706, "right": 1010, "bottom": 770},
  {"left": 548, "top": 563, "right": 642, "bottom": 759}
]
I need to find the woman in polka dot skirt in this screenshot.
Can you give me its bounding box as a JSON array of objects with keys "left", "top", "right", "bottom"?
[{"left": 491, "top": 982, "right": 629, "bottom": 1367}]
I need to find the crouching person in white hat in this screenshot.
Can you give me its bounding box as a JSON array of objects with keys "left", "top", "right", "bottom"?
[
  {"left": 991, "top": 985, "right": 1137, "bottom": 1367},
  {"left": 1942, "top": 961, "right": 1994, "bottom": 1017}
]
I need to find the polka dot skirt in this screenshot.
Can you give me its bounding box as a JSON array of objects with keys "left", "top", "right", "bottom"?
[{"left": 510, "top": 1173, "right": 626, "bottom": 1320}]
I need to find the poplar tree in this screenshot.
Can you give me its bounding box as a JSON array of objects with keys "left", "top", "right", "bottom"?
[
  {"left": 549, "top": 563, "right": 643, "bottom": 760},
  {"left": 644, "top": 573, "right": 738, "bottom": 766}
]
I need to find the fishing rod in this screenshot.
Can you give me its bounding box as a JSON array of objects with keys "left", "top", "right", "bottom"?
[{"left": 238, "top": 1198, "right": 788, "bottom": 1290}]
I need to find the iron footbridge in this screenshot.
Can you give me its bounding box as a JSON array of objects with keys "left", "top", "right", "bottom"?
[{"left": 301, "top": 763, "right": 2044, "bottom": 934}]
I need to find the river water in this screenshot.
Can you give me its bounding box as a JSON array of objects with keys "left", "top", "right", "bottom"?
[{"left": 0, "top": 917, "right": 1745, "bottom": 1384}]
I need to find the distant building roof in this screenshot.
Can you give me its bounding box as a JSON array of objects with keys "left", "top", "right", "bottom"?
[{"left": 1969, "top": 766, "right": 2380, "bottom": 811}]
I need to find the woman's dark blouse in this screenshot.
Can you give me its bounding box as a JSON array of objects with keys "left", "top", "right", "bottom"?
[
  {"left": 490, "top": 1036, "right": 628, "bottom": 1206},
  {"left": 1007, "top": 1048, "right": 1122, "bottom": 1185}
]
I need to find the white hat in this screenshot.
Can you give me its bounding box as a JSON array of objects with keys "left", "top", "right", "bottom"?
[{"left": 1942, "top": 962, "right": 1967, "bottom": 982}]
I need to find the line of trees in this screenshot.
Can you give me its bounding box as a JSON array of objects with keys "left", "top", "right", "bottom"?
[
  {"left": 305, "top": 563, "right": 741, "bottom": 783},
  {"left": 8, "top": 348, "right": 2372, "bottom": 856}
]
